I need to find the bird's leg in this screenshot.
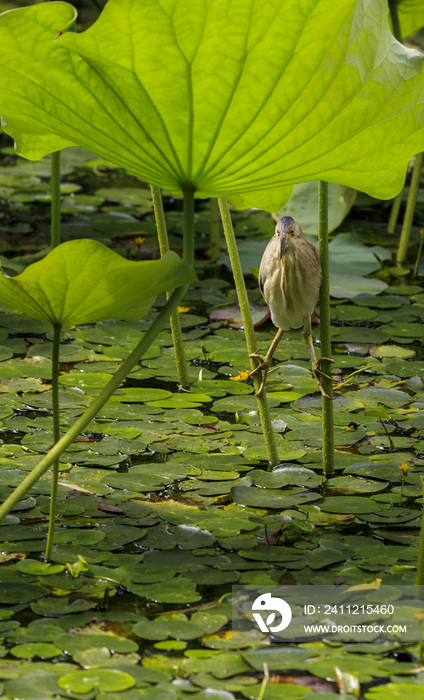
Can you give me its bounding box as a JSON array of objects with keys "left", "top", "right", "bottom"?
[
  {"left": 303, "top": 317, "right": 334, "bottom": 399},
  {"left": 249, "top": 328, "right": 284, "bottom": 395}
]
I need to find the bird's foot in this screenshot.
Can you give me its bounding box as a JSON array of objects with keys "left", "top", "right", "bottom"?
[
  {"left": 249, "top": 351, "right": 270, "bottom": 395},
  {"left": 312, "top": 357, "right": 334, "bottom": 400}
]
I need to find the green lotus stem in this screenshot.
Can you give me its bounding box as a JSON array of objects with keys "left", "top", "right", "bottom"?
[
  {"left": 209, "top": 198, "right": 221, "bottom": 259},
  {"left": 386, "top": 5, "right": 408, "bottom": 246},
  {"left": 45, "top": 323, "right": 61, "bottom": 561},
  {"left": 218, "top": 197, "right": 279, "bottom": 468},
  {"left": 50, "top": 152, "right": 61, "bottom": 249},
  {"left": 0, "top": 285, "right": 188, "bottom": 525},
  {"left": 0, "top": 188, "right": 196, "bottom": 525},
  {"left": 150, "top": 184, "right": 189, "bottom": 387},
  {"left": 45, "top": 153, "right": 62, "bottom": 560},
  {"left": 416, "top": 477, "right": 424, "bottom": 595},
  {"left": 318, "top": 181, "right": 334, "bottom": 476},
  {"left": 397, "top": 152, "right": 424, "bottom": 266},
  {"left": 413, "top": 230, "right": 424, "bottom": 278},
  {"left": 387, "top": 190, "right": 403, "bottom": 234}
]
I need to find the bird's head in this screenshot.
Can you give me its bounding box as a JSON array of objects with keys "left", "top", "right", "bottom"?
[{"left": 275, "top": 216, "right": 303, "bottom": 259}]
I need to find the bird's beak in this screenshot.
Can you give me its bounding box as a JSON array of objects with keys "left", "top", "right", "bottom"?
[{"left": 279, "top": 232, "right": 288, "bottom": 259}]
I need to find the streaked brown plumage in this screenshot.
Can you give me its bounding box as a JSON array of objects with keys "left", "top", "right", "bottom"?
[{"left": 250, "top": 216, "right": 332, "bottom": 397}]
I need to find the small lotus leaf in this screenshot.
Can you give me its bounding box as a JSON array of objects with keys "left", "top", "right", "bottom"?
[
  {"left": 328, "top": 233, "right": 391, "bottom": 276},
  {"left": 231, "top": 485, "right": 320, "bottom": 508},
  {"left": 10, "top": 643, "right": 61, "bottom": 659},
  {"left": 240, "top": 684, "right": 311, "bottom": 698},
  {"left": 0, "top": 582, "right": 46, "bottom": 605},
  {"left": 133, "top": 612, "right": 227, "bottom": 641},
  {"left": 369, "top": 345, "right": 416, "bottom": 359},
  {"left": 353, "top": 388, "right": 409, "bottom": 409},
  {"left": 365, "top": 684, "right": 424, "bottom": 700},
  {"left": 325, "top": 476, "right": 388, "bottom": 494},
  {"left": 58, "top": 668, "right": 135, "bottom": 693},
  {"left": 0, "top": 240, "right": 194, "bottom": 327},
  {"left": 210, "top": 299, "right": 270, "bottom": 329},
  {"left": 319, "top": 497, "right": 389, "bottom": 514},
  {"left": 329, "top": 274, "right": 388, "bottom": 299},
  {"left": 3, "top": 674, "right": 66, "bottom": 699},
  {"left": 54, "top": 632, "right": 138, "bottom": 655},
  {"left": 250, "top": 466, "right": 321, "bottom": 488}
]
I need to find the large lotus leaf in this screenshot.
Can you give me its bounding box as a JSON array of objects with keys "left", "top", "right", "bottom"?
[
  {"left": 0, "top": 0, "right": 424, "bottom": 211},
  {"left": 0, "top": 240, "right": 195, "bottom": 327}
]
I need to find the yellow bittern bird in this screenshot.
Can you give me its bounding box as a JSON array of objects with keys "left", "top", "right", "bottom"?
[{"left": 250, "top": 216, "right": 333, "bottom": 397}]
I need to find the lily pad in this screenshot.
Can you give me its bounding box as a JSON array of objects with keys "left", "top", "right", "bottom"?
[
  {"left": 231, "top": 485, "right": 320, "bottom": 508},
  {"left": 58, "top": 669, "right": 135, "bottom": 693},
  {"left": 132, "top": 612, "right": 227, "bottom": 641},
  {"left": 210, "top": 299, "right": 270, "bottom": 329},
  {"left": 319, "top": 496, "right": 389, "bottom": 514},
  {"left": 369, "top": 345, "right": 416, "bottom": 359},
  {"left": 10, "top": 643, "right": 61, "bottom": 659},
  {"left": 328, "top": 233, "right": 391, "bottom": 276},
  {"left": 365, "top": 685, "right": 424, "bottom": 699},
  {"left": 54, "top": 633, "right": 138, "bottom": 655},
  {"left": 329, "top": 274, "right": 388, "bottom": 299}
]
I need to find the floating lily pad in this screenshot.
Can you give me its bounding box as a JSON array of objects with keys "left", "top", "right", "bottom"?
[
  {"left": 369, "top": 345, "right": 416, "bottom": 359},
  {"left": 127, "top": 578, "right": 201, "bottom": 604},
  {"left": 0, "top": 582, "right": 46, "bottom": 605},
  {"left": 15, "top": 561, "right": 65, "bottom": 576},
  {"left": 3, "top": 673, "right": 68, "bottom": 700},
  {"left": 54, "top": 633, "right": 138, "bottom": 655},
  {"left": 353, "top": 294, "right": 409, "bottom": 308},
  {"left": 365, "top": 686, "right": 424, "bottom": 700},
  {"left": 10, "top": 643, "right": 61, "bottom": 659},
  {"left": 250, "top": 466, "right": 321, "bottom": 488},
  {"left": 328, "top": 233, "right": 391, "bottom": 275},
  {"left": 58, "top": 669, "right": 135, "bottom": 693},
  {"left": 352, "top": 388, "right": 409, "bottom": 409},
  {"left": 133, "top": 612, "right": 227, "bottom": 641},
  {"left": 212, "top": 395, "right": 279, "bottom": 413},
  {"left": 329, "top": 274, "right": 388, "bottom": 299},
  {"left": 343, "top": 463, "right": 406, "bottom": 482},
  {"left": 324, "top": 476, "right": 388, "bottom": 494},
  {"left": 285, "top": 426, "right": 366, "bottom": 447},
  {"left": 319, "top": 496, "right": 389, "bottom": 514},
  {"left": 210, "top": 299, "right": 270, "bottom": 329},
  {"left": 231, "top": 485, "right": 320, "bottom": 508},
  {"left": 240, "top": 684, "right": 311, "bottom": 699},
  {"left": 147, "top": 393, "right": 213, "bottom": 408}
]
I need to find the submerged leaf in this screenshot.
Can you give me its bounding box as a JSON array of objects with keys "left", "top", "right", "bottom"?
[
  {"left": 0, "top": 240, "right": 194, "bottom": 326},
  {"left": 0, "top": 1, "right": 423, "bottom": 210}
]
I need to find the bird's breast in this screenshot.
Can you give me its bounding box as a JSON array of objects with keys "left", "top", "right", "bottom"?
[{"left": 260, "top": 248, "right": 320, "bottom": 331}]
